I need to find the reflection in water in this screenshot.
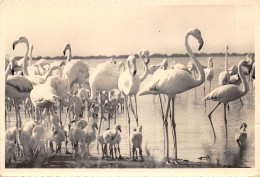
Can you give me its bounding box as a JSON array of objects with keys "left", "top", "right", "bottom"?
[{"left": 5, "top": 56, "right": 254, "bottom": 167}]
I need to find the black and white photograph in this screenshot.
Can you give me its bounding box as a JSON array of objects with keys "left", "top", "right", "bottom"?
[{"left": 0, "top": 0, "right": 259, "bottom": 176}]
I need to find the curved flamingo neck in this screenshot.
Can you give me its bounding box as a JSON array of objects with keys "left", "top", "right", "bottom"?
[
  {"left": 5, "top": 63, "right": 12, "bottom": 83},
  {"left": 29, "top": 46, "right": 33, "bottom": 66},
  {"left": 185, "top": 32, "right": 205, "bottom": 86},
  {"left": 23, "top": 42, "right": 29, "bottom": 76},
  {"left": 43, "top": 66, "right": 63, "bottom": 79},
  {"left": 208, "top": 58, "right": 212, "bottom": 68},
  {"left": 139, "top": 54, "right": 149, "bottom": 82},
  {"left": 225, "top": 48, "right": 228, "bottom": 72},
  {"left": 127, "top": 60, "right": 131, "bottom": 75},
  {"left": 66, "top": 48, "right": 72, "bottom": 63},
  {"left": 238, "top": 61, "right": 249, "bottom": 96}
]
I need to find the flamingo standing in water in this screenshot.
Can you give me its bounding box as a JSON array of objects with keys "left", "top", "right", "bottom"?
[
  {"left": 138, "top": 28, "right": 205, "bottom": 163},
  {"left": 6, "top": 38, "right": 34, "bottom": 129},
  {"left": 204, "top": 57, "right": 214, "bottom": 95},
  {"left": 82, "top": 59, "right": 120, "bottom": 132},
  {"left": 204, "top": 59, "right": 250, "bottom": 142},
  {"left": 118, "top": 50, "right": 150, "bottom": 157}
]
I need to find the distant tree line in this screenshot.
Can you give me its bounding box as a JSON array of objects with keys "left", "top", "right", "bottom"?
[{"left": 12, "top": 52, "right": 254, "bottom": 60}]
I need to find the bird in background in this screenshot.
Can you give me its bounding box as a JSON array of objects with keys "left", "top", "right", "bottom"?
[
  {"left": 204, "top": 59, "right": 250, "bottom": 143},
  {"left": 235, "top": 123, "right": 247, "bottom": 149}
]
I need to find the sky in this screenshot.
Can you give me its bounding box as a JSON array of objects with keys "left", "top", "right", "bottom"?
[{"left": 0, "top": 1, "right": 256, "bottom": 57}]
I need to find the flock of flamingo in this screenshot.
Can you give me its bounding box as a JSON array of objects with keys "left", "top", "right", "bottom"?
[{"left": 4, "top": 28, "right": 255, "bottom": 166}]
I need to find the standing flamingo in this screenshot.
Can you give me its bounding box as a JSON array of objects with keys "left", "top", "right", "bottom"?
[
  {"left": 138, "top": 28, "right": 205, "bottom": 163},
  {"left": 218, "top": 44, "right": 230, "bottom": 85},
  {"left": 6, "top": 38, "right": 34, "bottom": 129},
  {"left": 63, "top": 43, "right": 90, "bottom": 90},
  {"left": 118, "top": 50, "right": 150, "bottom": 157},
  {"left": 204, "top": 59, "right": 250, "bottom": 142},
  {"left": 204, "top": 57, "right": 214, "bottom": 95}
]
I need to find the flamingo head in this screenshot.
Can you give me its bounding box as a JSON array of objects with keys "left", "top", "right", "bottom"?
[
  {"left": 170, "top": 61, "right": 176, "bottom": 69},
  {"left": 240, "top": 123, "right": 247, "bottom": 130},
  {"left": 127, "top": 55, "right": 137, "bottom": 76},
  {"left": 139, "top": 49, "right": 150, "bottom": 65},
  {"left": 92, "top": 123, "right": 98, "bottom": 130},
  {"left": 138, "top": 125, "right": 143, "bottom": 132},
  {"left": 209, "top": 57, "right": 213, "bottom": 67},
  {"left": 246, "top": 54, "right": 254, "bottom": 66},
  {"left": 239, "top": 59, "right": 250, "bottom": 70},
  {"left": 160, "top": 59, "right": 168, "bottom": 70},
  {"left": 63, "top": 43, "right": 71, "bottom": 56},
  {"left": 13, "top": 36, "right": 29, "bottom": 50},
  {"left": 107, "top": 58, "right": 117, "bottom": 65},
  {"left": 190, "top": 29, "right": 204, "bottom": 51},
  {"left": 225, "top": 44, "right": 229, "bottom": 51},
  {"left": 114, "top": 124, "right": 122, "bottom": 132}
]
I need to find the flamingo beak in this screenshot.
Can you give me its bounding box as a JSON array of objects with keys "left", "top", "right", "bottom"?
[
  {"left": 118, "top": 127, "right": 122, "bottom": 132},
  {"left": 145, "top": 57, "right": 150, "bottom": 65},
  {"left": 95, "top": 125, "right": 98, "bottom": 130},
  {"left": 12, "top": 41, "right": 19, "bottom": 50},
  {"left": 133, "top": 69, "right": 137, "bottom": 76},
  {"left": 63, "top": 49, "right": 66, "bottom": 56},
  {"left": 198, "top": 38, "right": 204, "bottom": 51}
]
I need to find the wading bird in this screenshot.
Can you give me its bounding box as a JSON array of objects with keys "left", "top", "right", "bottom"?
[
  {"left": 138, "top": 28, "right": 205, "bottom": 163},
  {"left": 204, "top": 60, "right": 250, "bottom": 142}
]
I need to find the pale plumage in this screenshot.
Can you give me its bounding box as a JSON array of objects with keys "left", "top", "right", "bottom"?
[
  {"left": 84, "top": 123, "right": 98, "bottom": 155},
  {"left": 131, "top": 125, "right": 143, "bottom": 161},
  {"left": 138, "top": 28, "right": 205, "bottom": 163},
  {"left": 204, "top": 57, "right": 214, "bottom": 94},
  {"left": 103, "top": 124, "right": 121, "bottom": 159},
  {"left": 63, "top": 43, "right": 90, "bottom": 89},
  {"left": 204, "top": 60, "right": 250, "bottom": 142}
]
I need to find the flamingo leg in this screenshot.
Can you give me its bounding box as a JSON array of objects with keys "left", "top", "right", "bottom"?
[
  {"left": 171, "top": 97, "right": 178, "bottom": 162},
  {"left": 158, "top": 94, "right": 166, "bottom": 155},
  {"left": 17, "top": 100, "right": 22, "bottom": 128},
  {"left": 59, "top": 100, "right": 62, "bottom": 126},
  {"left": 164, "top": 98, "right": 171, "bottom": 163},
  {"left": 224, "top": 103, "right": 228, "bottom": 142},
  {"left": 134, "top": 96, "right": 139, "bottom": 127},
  {"left": 107, "top": 93, "right": 110, "bottom": 129},
  {"left": 125, "top": 96, "right": 131, "bottom": 158},
  {"left": 203, "top": 83, "right": 206, "bottom": 96},
  {"left": 208, "top": 102, "right": 221, "bottom": 142},
  {"left": 153, "top": 95, "right": 156, "bottom": 103},
  {"left": 13, "top": 99, "right": 19, "bottom": 129},
  {"left": 239, "top": 98, "right": 243, "bottom": 107},
  {"left": 129, "top": 96, "right": 137, "bottom": 124},
  {"left": 114, "top": 102, "right": 117, "bottom": 125}
]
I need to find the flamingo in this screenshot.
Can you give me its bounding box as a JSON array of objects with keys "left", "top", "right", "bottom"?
[
  {"left": 218, "top": 44, "right": 230, "bottom": 86},
  {"left": 204, "top": 59, "right": 250, "bottom": 142},
  {"left": 30, "top": 76, "right": 70, "bottom": 125},
  {"left": 204, "top": 57, "right": 214, "bottom": 95},
  {"left": 235, "top": 123, "right": 247, "bottom": 148},
  {"left": 118, "top": 50, "right": 150, "bottom": 157},
  {"left": 138, "top": 28, "right": 205, "bottom": 163},
  {"left": 63, "top": 43, "right": 90, "bottom": 90},
  {"left": 170, "top": 60, "right": 191, "bottom": 74},
  {"left": 82, "top": 58, "right": 120, "bottom": 131},
  {"left": 13, "top": 37, "right": 62, "bottom": 86},
  {"left": 6, "top": 57, "right": 33, "bottom": 129},
  {"left": 147, "top": 59, "right": 168, "bottom": 75}
]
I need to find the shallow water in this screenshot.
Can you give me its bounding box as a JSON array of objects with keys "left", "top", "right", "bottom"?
[{"left": 6, "top": 56, "right": 255, "bottom": 167}]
